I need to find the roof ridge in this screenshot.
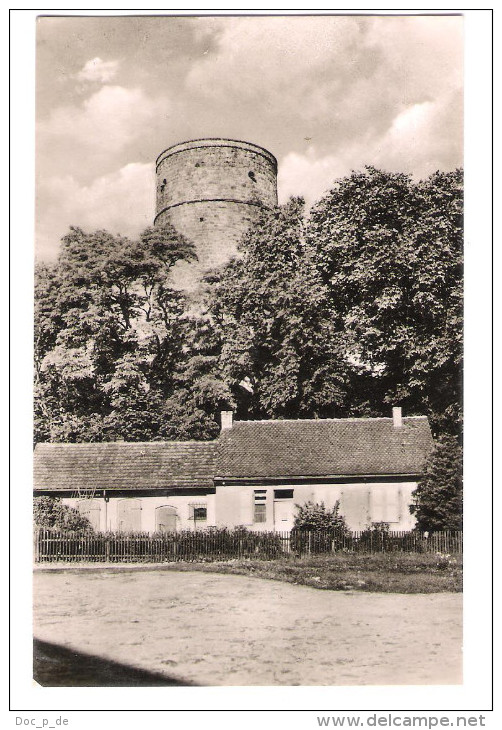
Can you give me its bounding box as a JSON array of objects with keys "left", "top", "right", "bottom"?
[{"left": 231, "top": 416, "right": 428, "bottom": 425}]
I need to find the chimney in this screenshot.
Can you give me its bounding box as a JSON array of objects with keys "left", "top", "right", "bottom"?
[
  {"left": 220, "top": 410, "right": 233, "bottom": 431},
  {"left": 392, "top": 407, "right": 403, "bottom": 428}
]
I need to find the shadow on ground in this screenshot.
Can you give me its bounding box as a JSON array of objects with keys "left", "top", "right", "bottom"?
[{"left": 33, "top": 638, "right": 198, "bottom": 687}]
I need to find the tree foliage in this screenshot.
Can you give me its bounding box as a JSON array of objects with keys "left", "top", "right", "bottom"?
[
  {"left": 410, "top": 434, "right": 463, "bottom": 531},
  {"left": 35, "top": 225, "right": 228, "bottom": 441},
  {"left": 204, "top": 198, "right": 355, "bottom": 420},
  {"left": 308, "top": 167, "right": 463, "bottom": 436},
  {"left": 34, "top": 496, "right": 93, "bottom": 532}
]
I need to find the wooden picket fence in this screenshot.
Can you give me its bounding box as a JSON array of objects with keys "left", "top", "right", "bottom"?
[{"left": 33, "top": 528, "right": 463, "bottom": 563}]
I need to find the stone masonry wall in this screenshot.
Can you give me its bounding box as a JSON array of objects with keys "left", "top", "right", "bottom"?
[{"left": 155, "top": 139, "right": 278, "bottom": 289}]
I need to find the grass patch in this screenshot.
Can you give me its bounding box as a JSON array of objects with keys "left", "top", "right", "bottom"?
[{"left": 153, "top": 552, "right": 463, "bottom": 594}]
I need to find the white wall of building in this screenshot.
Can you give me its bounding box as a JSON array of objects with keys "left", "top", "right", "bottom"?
[
  {"left": 215, "top": 482, "right": 417, "bottom": 532},
  {"left": 61, "top": 481, "right": 417, "bottom": 533},
  {"left": 62, "top": 493, "right": 216, "bottom": 533}
]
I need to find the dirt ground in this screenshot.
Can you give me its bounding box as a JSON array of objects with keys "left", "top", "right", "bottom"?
[{"left": 33, "top": 568, "right": 462, "bottom": 686}]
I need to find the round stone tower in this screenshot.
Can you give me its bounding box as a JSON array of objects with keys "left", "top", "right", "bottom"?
[{"left": 155, "top": 138, "right": 278, "bottom": 289}]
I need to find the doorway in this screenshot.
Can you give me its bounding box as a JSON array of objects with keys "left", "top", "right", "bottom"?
[
  {"left": 117, "top": 498, "right": 142, "bottom": 532},
  {"left": 273, "top": 489, "right": 294, "bottom": 532},
  {"left": 155, "top": 505, "right": 177, "bottom": 533}
]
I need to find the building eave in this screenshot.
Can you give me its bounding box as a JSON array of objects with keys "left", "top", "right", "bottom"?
[
  {"left": 34, "top": 486, "right": 216, "bottom": 498},
  {"left": 213, "top": 473, "right": 423, "bottom": 486}
]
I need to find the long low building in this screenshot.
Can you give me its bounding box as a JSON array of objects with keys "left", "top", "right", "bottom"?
[{"left": 33, "top": 408, "right": 433, "bottom": 533}]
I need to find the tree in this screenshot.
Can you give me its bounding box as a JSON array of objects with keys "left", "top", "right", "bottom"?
[
  {"left": 33, "top": 496, "right": 93, "bottom": 532},
  {"left": 410, "top": 434, "right": 463, "bottom": 531},
  {"left": 307, "top": 167, "right": 463, "bottom": 437},
  {"left": 159, "top": 359, "right": 235, "bottom": 441},
  {"left": 35, "top": 166, "right": 463, "bottom": 454},
  {"left": 204, "top": 198, "right": 354, "bottom": 420},
  {"left": 34, "top": 225, "right": 198, "bottom": 442}
]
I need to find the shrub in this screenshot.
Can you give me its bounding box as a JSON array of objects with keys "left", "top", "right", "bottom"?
[
  {"left": 293, "top": 500, "right": 348, "bottom": 531},
  {"left": 435, "top": 552, "right": 457, "bottom": 571},
  {"left": 148, "top": 526, "right": 283, "bottom": 561},
  {"left": 291, "top": 501, "right": 349, "bottom": 553},
  {"left": 34, "top": 496, "right": 93, "bottom": 533},
  {"left": 357, "top": 522, "right": 392, "bottom": 552}
]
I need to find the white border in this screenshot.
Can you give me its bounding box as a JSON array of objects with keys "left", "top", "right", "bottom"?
[{"left": 8, "top": 5, "right": 495, "bottom": 724}]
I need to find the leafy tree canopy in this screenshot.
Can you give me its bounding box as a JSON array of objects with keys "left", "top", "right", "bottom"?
[
  {"left": 34, "top": 225, "right": 200, "bottom": 442},
  {"left": 204, "top": 198, "right": 355, "bottom": 420},
  {"left": 307, "top": 167, "right": 463, "bottom": 437}
]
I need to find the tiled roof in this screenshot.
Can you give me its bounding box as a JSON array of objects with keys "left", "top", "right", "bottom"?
[
  {"left": 216, "top": 417, "right": 433, "bottom": 479},
  {"left": 33, "top": 416, "right": 433, "bottom": 493},
  {"left": 34, "top": 441, "right": 217, "bottom": 493}
]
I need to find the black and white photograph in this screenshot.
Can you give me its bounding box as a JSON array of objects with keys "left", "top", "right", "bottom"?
[{"left": 8, "top": 5, "right": 494, "bottom": 724}]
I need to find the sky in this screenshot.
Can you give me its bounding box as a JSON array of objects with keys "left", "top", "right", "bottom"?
[{"left": 35, "top": 14, "right": 463, "bottom": 262}]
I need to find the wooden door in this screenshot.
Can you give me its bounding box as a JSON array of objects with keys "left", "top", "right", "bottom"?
[
  {"left": 117, "top": 499, "right": 142, "bottom": 532},
  {"left": 76, "top": 499, "right": 101, "bottom": 531},
  {"left": 155, "top": 505, "right": 177, "bottom": 533},
  {"left": 274, "top": 499, "right": 294, "bottom": 532}
]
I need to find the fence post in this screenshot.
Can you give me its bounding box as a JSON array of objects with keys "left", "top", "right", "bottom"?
[
  {"left": 33, "top": 529, "right": 40, "bottom": 563},
  {"left": 105, "top": 537, "right": 110, "bottom": 562}
]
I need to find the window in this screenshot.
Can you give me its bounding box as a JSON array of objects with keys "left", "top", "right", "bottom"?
[
  {"left": 193, "top": 507, "right": 207, "bottom": 521},
  {"left": 274, "top": 489, "right": 294, "bottom": 500},
  {"left": 254, "top": 490, "right": 267, "bottom": 523},
  {"left": 189, "top": 503, "right": 207, "bottom": 524}
]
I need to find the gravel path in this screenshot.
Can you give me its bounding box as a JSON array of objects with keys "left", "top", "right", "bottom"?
[{"left": 33, "top": 569, "right": 462, "bottom": 686}]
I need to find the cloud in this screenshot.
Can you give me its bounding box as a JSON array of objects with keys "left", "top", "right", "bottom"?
[
  {"left": 279, "top": 92, "right": 463, "bottom": 209},
  {"left": 278, "top": 149, "right": 342, "bottom": 207},
  {"left": 36, "top": 163, "right": 156, "bottom": 261},
  {"left": 186, "top": 17, "right": 361, "bottom": 113},
  {"left": 39, "top": 85, "right": 166, "bottom": 156},
  {"left": 34, "top": 16, "right": 463, "bottom": 261},
  {"left": 37, "top": 84, "right": 170, "bottom": 191},
  {"left": 370, "top": 94, "right": 463, "bottom": 177},
  {"left": 186, "top": 15, "right": 463, "bottom": 163},
  {"left": 364, "top": 16, "right": 463, "bottom": 101},
  {"left": 76, "top": 57, "right": 119, "bottom": 84}
]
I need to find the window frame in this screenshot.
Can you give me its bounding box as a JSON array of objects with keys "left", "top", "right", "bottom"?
[
  {"left": 253, "top": 490, "right": 267, "bottom": 524},
  {"left": 188, "top": 502, "right": 208, "bottom": 524}
]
